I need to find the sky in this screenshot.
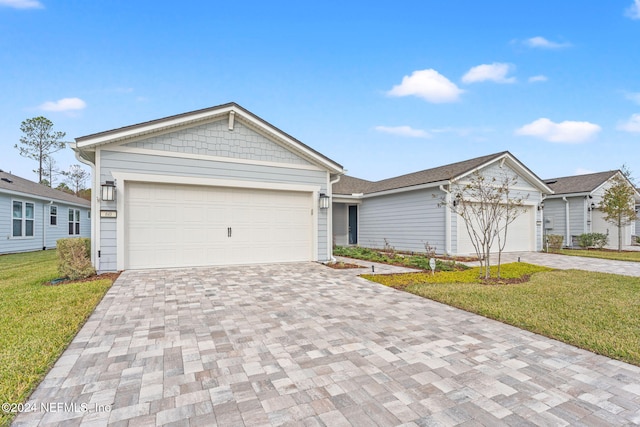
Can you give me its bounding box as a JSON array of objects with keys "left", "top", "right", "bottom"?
[{"left": 1, "top": 0, "right": 639, "bottom": 185}]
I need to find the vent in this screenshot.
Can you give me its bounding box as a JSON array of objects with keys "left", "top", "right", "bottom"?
[
  {"left": 1, "top": 177, "right": 13, "bottom": 184},
  {"left": 544, "top": 180, "right": 557, "bottom": 184}
]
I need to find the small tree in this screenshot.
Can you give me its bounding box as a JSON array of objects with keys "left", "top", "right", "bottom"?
[
  {"left": 16, "top": 117, "right": 66, "bottom": 184},
  {"left": 598, "top": 174, "right": 637, "bottom": 251},
  {"left": 38, "top": 155, "right": 62, "bottom": 187},
  {"left": 62, "top": 164, "right": 90, "bottom": 195},
  {"left": 442, "top": 169, "right": 527, "bottom": 279}
]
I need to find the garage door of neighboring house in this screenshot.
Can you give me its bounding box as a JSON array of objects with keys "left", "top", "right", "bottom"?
[
  {"left": 457, "top": 205, "right": 535, "bottom": 255},
  {"left": 126, "top": 182, "right": 313, "bottom": 269},
  {"left": 592, "top": 208, "right": 629, "bottom": 248}
]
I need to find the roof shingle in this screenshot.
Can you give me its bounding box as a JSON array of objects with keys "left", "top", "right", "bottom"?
[
  {"left": 0, "top": 170, "right": 90, "bottom": 207},
  {"left": 543, "top": 170, "right": 618, "bottom": 195},
  {"left": 333, "top": 151, "right": 509, "bottom": 195}
]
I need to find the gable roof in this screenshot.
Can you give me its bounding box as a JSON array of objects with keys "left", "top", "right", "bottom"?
[
  {"left": 334, "top": 151, "right": 552, "bottom": 196},
  {"left": 0, "top": 170, "right": 90, "bottom": 207},
  {"left": 543, "top": 170, "right": 619, "bottom": 195},
  {"left": 74, "top": 102, "right": 343, "bottom": 174}
]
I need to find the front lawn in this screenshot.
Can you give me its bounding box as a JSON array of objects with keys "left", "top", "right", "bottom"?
[
  {"left": 558, "top": 248, "right": 640, "bottom": 262},
  {"left": 0, "top": 250, "right": 113, "bottom": 427},
  {"left": 365, "top": 264, "right": 640, "bottom": 366}
]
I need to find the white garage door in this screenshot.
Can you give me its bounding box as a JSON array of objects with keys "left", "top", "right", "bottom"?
[
  {"left": 592, "top": 209, "right": 631, "bottom": 248},
  {"left": 457, "top": 206, "right": 535, "bottom": 255},
  {"left": 126, "top": 182, "right": 313, "bottom": 269}
]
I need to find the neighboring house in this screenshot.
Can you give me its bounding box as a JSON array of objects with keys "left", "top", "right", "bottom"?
[
  {"left": 71, "top": 102, "right": 344, "bottom": 272},
  {"left": 332, "top": 151, "right": 552, "bottom": 256},
  {"left": 542, "top": 171, "right": 640, "bottom": 248},
  {"left": 0, "top": 170, "right": 91, "bottom": 255}
]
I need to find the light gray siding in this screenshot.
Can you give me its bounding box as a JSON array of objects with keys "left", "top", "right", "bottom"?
[
  {"left": 332, "top": 203, "right": 348, "bottom": 246},
  {"left": 358, "top": 188, "right": 446, "bottom": 254},
  {"left": 97, "top": 147, "right": 329, "bottom": 271},
  {"left": 123, "top": 119, "right": 312, "bottom": 166},
  {"left": 1, "top": 193, "right": 90, "bottom": 255},
  {"left": 479, "top": 163, "right": 538, "bottom": 192},
  {"left": 569, "top": 197, "right": 587, "bottom": 242},
  {"left": 543, "top": 198, "right": 568, "bottom": 246}
]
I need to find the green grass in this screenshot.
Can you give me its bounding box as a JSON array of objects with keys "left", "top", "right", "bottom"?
[
  {"left": 365, "top": 264, "right": 640, "bottom": 366},
  {"left": 558, "top": 248, "right": 640, "bottom": 262},
  {"left": 0, "top": 250, "right": 112, "bottom": 427},
  {"left": 364, "top": 262, "right": 551, "bottom": 286}
]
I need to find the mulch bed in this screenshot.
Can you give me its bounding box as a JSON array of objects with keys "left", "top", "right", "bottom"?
[
  {"left": 44, "top": 271, "right": 122, "bottom": 286},
  {"left": 324, "top": 262, "right": 365, "bottom": 269}
]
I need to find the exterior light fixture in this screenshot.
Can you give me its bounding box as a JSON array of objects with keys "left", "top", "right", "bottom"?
[
  {"left": 319, "top": 193, "right": 330, "bottom": 209},
  {"left": 101, "top": 181, "right": 115, "bottom": 201},
  {"left": 590, "top": 202, "right": 596, "bottom": 211},
  {"left": 538, "top": 201, "right": 545, "bottom": 211}
]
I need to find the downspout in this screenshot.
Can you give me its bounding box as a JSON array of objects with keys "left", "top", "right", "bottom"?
[
  {"left": 73, "top": 145, "right": 98, "bottom": 271},
  {"left": 43, "top": 201, "right": 53, "bottom": 250},
  {"left": 563, "top": 197, "right": 570, "bottom": 248},
  {"left": 328, "top": 173, "right": 343, "bottom": 263},
  {"left": 440, "top": 185, "right": 451, "bottom": 255}
]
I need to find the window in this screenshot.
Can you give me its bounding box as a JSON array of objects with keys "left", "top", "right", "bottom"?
[
  {"left": 12, "top": 200, "right": 35, "bottom": 238},
  {"left": 50, "top": 206, "right": 58, "bottom": 226},
  {"left": 69, "top": 209, "right": 80, "bottom": 235}
]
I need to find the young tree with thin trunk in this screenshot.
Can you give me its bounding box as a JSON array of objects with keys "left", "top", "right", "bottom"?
[
  {"left": 599, "top": 174, "right": 637, "bottom": 251},
  {"left": 443, "top": 169, "right": 527, "bottom": 279},
  {"left": 62, "top": 164, "right": 90, "bottom": 195},
  {"left": 16, "top": 117, "right": 66, "bottom": 183}
]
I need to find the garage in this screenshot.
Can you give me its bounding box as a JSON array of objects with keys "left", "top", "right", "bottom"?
[
  {"left": 457, "top": 205, "right": 535, "bottom": 255},
  {"left": 126, "top": 182, "right": 313, "bottom": 269},
  {"left": 591, "top": 208, "right": 631, "bottom": 249}
]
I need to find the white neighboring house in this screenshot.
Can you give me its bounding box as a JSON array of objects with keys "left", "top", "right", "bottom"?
[
  {"left": 0, "top": 170, "right": 91, "bottom": 254},
  {"left": 332, "top": 151, "right": 552, "bottom": 256},
  {"left": 71, "top": 102, "right": 344, "bottom": 272},
  {"left": 542, "top": 170, "right": 640, "bottom": 248}
]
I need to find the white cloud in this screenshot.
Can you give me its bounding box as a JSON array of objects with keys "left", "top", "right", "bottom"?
[
  {"left": 374, "top": 125, "right": 430, "bottom": 138},
  {"left": 528, "top": 75, "right": 548, "bottom": 83},
  {"left": 617, "top": 113, "right": 640, "bottom": 133},
  {"left": 387, "top": 69, "right": 464, "bottom": 103},
  {"left": 625, "top": 0, "right": 640, "bottom": 19},
  {"left": 462, "top": 63, "right": 516, "bottom": 84},
  {"left": 524, "top": 36, "right": 571, "bottom": 49},
  {"left": 38, "top": 97, "right": 87, "bottom": 112},
  {"left": 0, "top": 0, "right": 43, "bottom": 8},
  {"left": 515, "top": 118, "right": 601, "bottom": 143},
  {"left": 624, "top": 92, "right": 640, "bottom": 104},
  {"left": 574, "top": 168, "right": 596, "bottom": 175}
]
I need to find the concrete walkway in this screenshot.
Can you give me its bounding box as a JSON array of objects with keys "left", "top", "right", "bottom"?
[
  {"left": 467, "top": 252, "right": 640, "bottom": 277},
  {"left": 13, "top": 263, "right": 640, "bottom": 426}
]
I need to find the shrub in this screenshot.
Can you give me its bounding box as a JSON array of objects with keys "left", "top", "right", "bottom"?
[
  {"left": 546, "top": 234, "right": 564, "bottom": 252},
  {"left": 57, "top": 238, "right": 95, "bottom": 280},
  {"left": 577, "top": 233, "right": 609, "bottom": 249}
]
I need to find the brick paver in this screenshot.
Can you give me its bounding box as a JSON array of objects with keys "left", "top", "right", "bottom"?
[{"left": 13, "top": 262, "right": 640, "bottom": 426}]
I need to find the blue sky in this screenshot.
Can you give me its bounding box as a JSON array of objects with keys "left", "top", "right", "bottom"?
[{"left": 1, "top": 0, "right": 639, "bottom": 184}]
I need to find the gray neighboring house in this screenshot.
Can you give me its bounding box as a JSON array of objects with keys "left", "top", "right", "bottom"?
[
  {"left": 0, "top": 170, "right": 91, "bottom": 255},
  {"left": 543, "top": 170, "right": 640, "bottom": 248},
  {"left": 72, "top": 102, "right": 343, "bottom": 272},
  {"left": 332, "top": 151, "right": 552, "bottom": 256}
]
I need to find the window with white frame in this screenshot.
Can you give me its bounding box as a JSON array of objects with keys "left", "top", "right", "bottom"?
[
  {"left": 50, "top": 205, "right": 58, "bottom": 226},
  {"left": 12, "top": 200, "right": 35, "bottom": 238},
  {"left": 68, "top": 208, "right": 80, "bottom": 235}
]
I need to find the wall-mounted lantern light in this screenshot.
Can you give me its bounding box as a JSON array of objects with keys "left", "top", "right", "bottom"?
[
  {"left": 101, "top": 181, "right": 115, "bottom": 201},
  {"left": 590, "top": 202, "right": 596, "bottom": 211},
  {"left": 537, "top": 201, "right": 545, "bottom": 211},
  {"left": 319, "top": 193, "right": 330, "bottom": 209}
]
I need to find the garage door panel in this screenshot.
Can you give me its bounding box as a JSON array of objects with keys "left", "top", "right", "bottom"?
[
  {"left": 126, "top": 182, "right": 313, "bottom": 269},
  {"left": 457, "top": 205, "right": 534, "bottom": 254}
]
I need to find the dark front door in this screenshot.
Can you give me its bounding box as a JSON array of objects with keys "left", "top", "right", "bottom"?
[{"left": 348, "top": 205, "right": 358, "bottom": 245}]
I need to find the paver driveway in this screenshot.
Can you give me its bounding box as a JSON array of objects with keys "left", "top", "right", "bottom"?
[{"left": 14, "top": 263, "right": 640, "bottom": 426}]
